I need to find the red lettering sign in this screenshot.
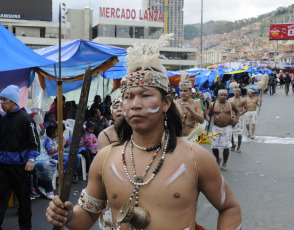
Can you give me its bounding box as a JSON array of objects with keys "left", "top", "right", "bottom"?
[{"left": 99, "top": 7, "right": 162, "bottom": 22}]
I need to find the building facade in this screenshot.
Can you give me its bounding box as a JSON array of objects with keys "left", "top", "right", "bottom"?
[
  {"left": 143, "top": 0, "right": 184, "bottom": 48},
  {"left": 1, "top": 6, "right": 196, "bottom": 70}
]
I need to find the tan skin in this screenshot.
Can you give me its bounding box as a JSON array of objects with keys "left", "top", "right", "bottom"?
[
  {"left": 0, "top": 97, "right": 34, "bottom": 172},
  {"left": 176, "top": 88, "right": 204, "bottom": 136},
  {"left": 46, "top": 86, "right": 241, "bottom": 230},
  {"left": 97, "top": 101, "right": 123, "bottom": 150},
  {"left": 246, "top": 91, "right": 262, "bottom": 137},
  {"left": 207, "top": 92, "right": 240, "bottom": 167},
  {"left": 228, "top": 90, "right": 248, "bottom": 151}
]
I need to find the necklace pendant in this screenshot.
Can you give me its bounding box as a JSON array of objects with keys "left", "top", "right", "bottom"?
[
  {"left": 117, "top": 202, "right": 135, "bottom": 224},
  {"left": 135, "top": 176, "right": 143, "bottom": 183}
]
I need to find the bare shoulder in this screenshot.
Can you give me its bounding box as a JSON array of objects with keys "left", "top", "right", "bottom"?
[{"left": 86, "top": 145, "right": 115, "bottom": 199}]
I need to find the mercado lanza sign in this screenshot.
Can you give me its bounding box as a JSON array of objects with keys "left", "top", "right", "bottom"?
[{"left": 99, "top": 7, "right": 163, "bottom": 21}]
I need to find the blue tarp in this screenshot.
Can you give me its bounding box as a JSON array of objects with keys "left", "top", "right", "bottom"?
[
  {"left": 0, "top": 23, "right": 55, "bottom": 91},
  {"left": 34, "top": 39, "right": 127, "bottom": 96}
]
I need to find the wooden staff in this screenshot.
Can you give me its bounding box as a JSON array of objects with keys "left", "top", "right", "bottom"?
[
  {"left": 57, "top": 3, "right": 63, "bottom": 196},
  {"left": 53, "top": 66, "right": 93, "bottom": 230}
]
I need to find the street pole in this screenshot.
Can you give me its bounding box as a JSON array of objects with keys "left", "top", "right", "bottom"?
[
  {"left": 164, "top": 0, "right": 168, "bottom": 34},
  {"left": 57, "top": 3, "right": 64, "bottom": 197},
  {"left": 200, "top": 0, "right": 203, "bottom": 68}
]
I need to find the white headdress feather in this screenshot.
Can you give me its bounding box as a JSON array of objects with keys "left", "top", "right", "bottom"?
[{"left": 125, "top": 33, "right": 174, "bottom": 74}]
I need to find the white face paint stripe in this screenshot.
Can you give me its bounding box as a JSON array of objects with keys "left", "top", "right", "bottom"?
[
  {"left": 146, "top": 107, "right": 160, "bottom": 114},
  {"left": 220, "top": 175, "right": 226, "bottom": 207},
  {"left": 165, "top": 163, "right": 186, "bottom": 186},
  {"left": 111, "top": 164, "right": 125, "bottom": 182},
  {"left": 235, "top": 223, "right": 242, "bottom": 230},
  {"left": 123, "top": 111, "right": 127, "bottom": 117}
]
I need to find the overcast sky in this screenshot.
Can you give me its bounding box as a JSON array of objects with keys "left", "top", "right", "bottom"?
[{"left": 52, "top": 0, "right": 293, "bottom": 24}]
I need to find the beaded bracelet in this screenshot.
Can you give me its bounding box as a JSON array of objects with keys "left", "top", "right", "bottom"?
[{"left": 65, "top": 212, "right": 74, "bottom": 225}]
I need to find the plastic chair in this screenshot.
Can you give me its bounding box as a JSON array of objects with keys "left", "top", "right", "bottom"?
[
  {"left": 80, "top": 154, "right": 87, "bottom": 180},
  {"left": 65, "top": 119, "right": 75, "bottom": 129}
]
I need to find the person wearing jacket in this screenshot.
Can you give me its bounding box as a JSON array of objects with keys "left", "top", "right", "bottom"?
[
  {"left": 0, "top": 85, "right": 40, "bottom": 230},
  {"left": 284, "top": 72, "right": 292, "bottom": 96}
]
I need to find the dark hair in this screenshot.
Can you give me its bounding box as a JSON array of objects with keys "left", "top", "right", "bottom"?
[
  {"left": 90, "top": 107, "right": 100, "bottom": 117},
  {"left": 86, "top": 121, "right": 95, "bottom": 130},
  {"left": 46, "top": 125, "right": 57, "bottom": 138},
  {"left": 44, "top": 111, "right": 54, "bottom": 122},
  {"left": 94, "top": 95, "right": 101, "bottom": 101},
  {"left": 116, "top": 88, "right": 182, "bottom": 153}
]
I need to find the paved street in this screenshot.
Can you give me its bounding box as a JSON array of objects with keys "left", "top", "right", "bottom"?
[{"left": 3, "top": 87, "right": 294, "bottom": 230}]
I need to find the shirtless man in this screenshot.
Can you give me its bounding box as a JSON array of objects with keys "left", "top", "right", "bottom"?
[
  {"left": 229, "top": 88, "right": 247, "bottom": 153},
  {"left": 176, "top": 80, "right": 204, "bottom": 138},
  {"left": 98, "top": 97, "right": 123, "bottom": 150},
  {"left": 45, "top": 41, "right": 241, "bottom": 230},
  {"left": 207, "top": 89, "right": 240, "bottom": 171},
  {"left": 246, "top": 89, "right": 262, "bottom": 139}
]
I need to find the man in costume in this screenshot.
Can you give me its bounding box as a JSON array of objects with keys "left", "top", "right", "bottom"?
[
  {"left": 228, "top": 88, "right": 247, "bottom": 153},
  {"left": 207, "top": 89, "right": 240, "bottom": 170},
  {"left": 246, "top": 89, "right": 262, "bottom": 139},
  {"left": 46, "top": 35, "right": 242, "bottom": 230},
  {"left": 176, "top": 76, "right": 204, "bottom": 140}
]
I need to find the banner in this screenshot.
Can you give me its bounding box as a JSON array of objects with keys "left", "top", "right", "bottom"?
[{"left": 269, "top": 24, "right": 294, "bottom": 40}]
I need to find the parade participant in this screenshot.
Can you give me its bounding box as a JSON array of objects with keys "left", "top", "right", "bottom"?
[
  {"left": 175, "top": 74, "right": 204, "bottom": 139},
  {"left": 0, "top": 85, "right": 40, "bottom": 230},
  {"left": 246, "top": 89, "right": 262, "bottom": 139},
  {"left": 98, "top": 97, "right": 123, "bottom": 150},
  {"left": 229, "top": 88, "right": 247, "bottom": 153},
  {"left": 207, "top": 89, "right": 240, "bottom": 170},
  {"left": 46, "top": 34, "right": 242, "bottom": 230}
]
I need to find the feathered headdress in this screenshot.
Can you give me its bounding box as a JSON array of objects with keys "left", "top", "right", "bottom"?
[
  {"left": 120, "top": 34, "right": 174, "bottom": 93},
  {"left": 179, "top": 72, "right": 192, "bottom": 89}
]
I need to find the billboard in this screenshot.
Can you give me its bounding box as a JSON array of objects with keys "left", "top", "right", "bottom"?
[
  {"left": 0, "top": 0, "right": 52, "bottom": 21},
  {"left": 269, "top": 24, "right": 294, "bottom": 40}
]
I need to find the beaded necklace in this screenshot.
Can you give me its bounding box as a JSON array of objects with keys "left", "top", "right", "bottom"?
[
  {"left": 117, "top": 131, "right": 170, "bottom": 229},
  {"left": 131, "top": 135, "right": 161, "bottom": 152}
]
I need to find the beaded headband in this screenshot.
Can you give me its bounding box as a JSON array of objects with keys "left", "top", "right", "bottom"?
[
  {"left": 120, "top": 34, "right": 173, "bottom": 93},
  {"left": 179, "top": 72, "right": 192, "bottom": 89},
  {"left": 218, "top": 89, "right": 228, "bottom": 94},
  {"left": 234, "top": 88, "right": 241, "bottom": 91},
  {"left": 248, "top": 89, "right": 255, "bottom": 93},
  {"left": 120, "top": 70, "right": 170, "bottom": 93}
]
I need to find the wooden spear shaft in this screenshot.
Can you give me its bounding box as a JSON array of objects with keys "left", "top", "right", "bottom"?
[
  {"left": 57, "top": 3, "right": 64, "bottom": 196},
  {"left": 53, "top": 66, "right": 93, "bottom": 230}
]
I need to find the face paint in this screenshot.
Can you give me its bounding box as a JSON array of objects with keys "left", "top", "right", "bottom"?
[
  {"left": 220, "top": 175, "right": 226, "bottom": 207},
  {"left": 111, "top": 163, "right": 125, "bottom": 182},
  {"left": 146, "top": 106, "right": 160, "bottom": 114},
  {"left": 123, "top": 111, "right": 127, "bottom": 117},
  {"left": 236, "top": 223, "right": 242, "bottom": 230},
  {"left": 165, "top": 163, "right": 186, "bottom": 186}
]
